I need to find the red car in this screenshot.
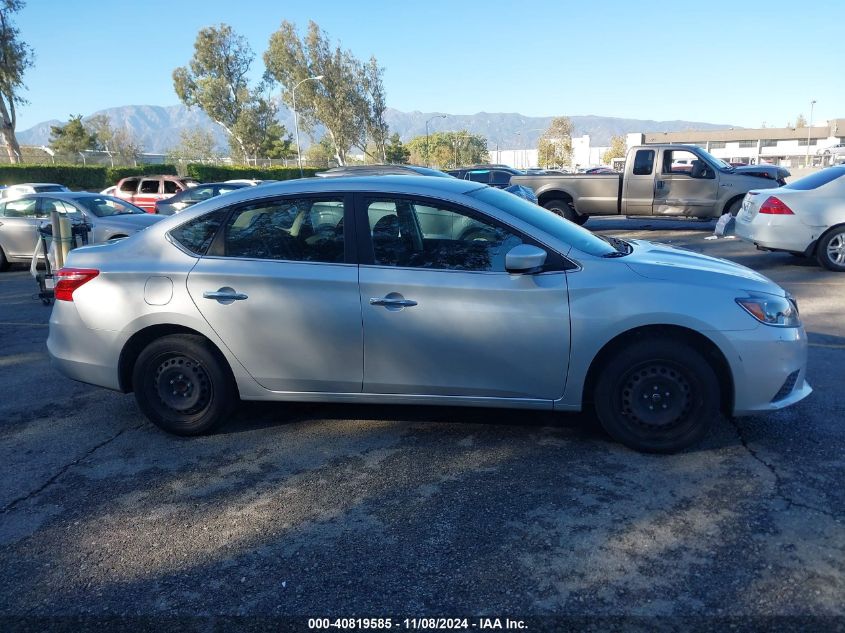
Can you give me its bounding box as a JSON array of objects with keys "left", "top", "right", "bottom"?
[{"left": 113, "top": 175, "right": 197, "bottom": 213}]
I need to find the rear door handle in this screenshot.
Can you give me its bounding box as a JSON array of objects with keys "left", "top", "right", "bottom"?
[
  {"left": 203, "top": 287, "right": 248, "bottom": 304},
  {"left": 370, "top": 297, "right": 417, "bottom": 307}
]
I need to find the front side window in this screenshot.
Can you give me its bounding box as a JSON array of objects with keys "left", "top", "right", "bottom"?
[
  {"left": 163, "top": 180, "right": 180, "bottom": 194},
  {"left": 365, "top": 197, "right": 527, "bottom": 272},
  {"left": 223, "top": 197, "right": 345, "bottom": 263},
  {"left": 139, "top": 179, "right": 160, "bottom": 194},
  {"left": 119, "top": 178, "right": 139, "bottom": 193}
]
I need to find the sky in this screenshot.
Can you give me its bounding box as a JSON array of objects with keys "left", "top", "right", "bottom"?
[{"left": 14, "top": 0, "right": 845, "bottom": 131}]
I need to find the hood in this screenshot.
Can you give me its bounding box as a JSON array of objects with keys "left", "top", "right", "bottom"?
[
  {"left": 95, "top": 214, "right": 165, "bottom": 229},
  {"left": 734, "top": 164, "right": 790, "bottom": 182},
  {"left": 624, "top": 239, "right": 785, "bottom": 296}
]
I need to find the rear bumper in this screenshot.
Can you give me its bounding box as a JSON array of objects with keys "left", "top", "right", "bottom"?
[
  {"left": 47, "top": 301, "right": 122, "bottom": 391},
  {"left": 735, "top": 215, "right": 816, "bottom": 253}
]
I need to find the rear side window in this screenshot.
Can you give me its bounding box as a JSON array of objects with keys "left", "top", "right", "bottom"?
[
  {"left": 119, "top": 178, "right": 139, "bottom": 193},
  {"left": 632, "top": 150, "right": 655, "bottom": 175},
  {"left": 784, "top": 167, "right": 845, "bottom": 191},
  {"left": 169, "top": 209, "right": 229, "bottom": 255}
]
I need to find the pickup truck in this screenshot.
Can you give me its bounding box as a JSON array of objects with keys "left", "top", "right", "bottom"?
[{"left": 510, "top": 144, "right": 789, "bottom": 225}]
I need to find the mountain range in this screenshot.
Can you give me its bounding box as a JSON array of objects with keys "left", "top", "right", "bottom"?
[{"left": 17, "top": 105, "right": 735, "bottom": 154}]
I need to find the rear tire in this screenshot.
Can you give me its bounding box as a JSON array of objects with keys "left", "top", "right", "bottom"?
[
  {"left": 593, "top": 338, "right": 719, "bottom": 453},
  {"left": 544, "top": 198, "right": 588, "bottom": 225},
  {"left": 816, "top": 226, "right": 845, "bottom": 272},
  {"left": 132, "top": 334, "right": 237, "bottom": 436}
]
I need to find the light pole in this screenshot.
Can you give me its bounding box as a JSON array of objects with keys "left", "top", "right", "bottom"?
[
  {"left": 292, "top": 75, "right": 323, "bottom": 177},
  {"left": 806, "top": 99, "right": 816, "bottom": 168},
  {"left": 425, "top": 114, "right": 447, "bottom": 167}
]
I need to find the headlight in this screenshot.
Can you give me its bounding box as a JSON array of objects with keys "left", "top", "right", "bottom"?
[{"left": 736, "top": 292, "right": 801, "bottom": 327}]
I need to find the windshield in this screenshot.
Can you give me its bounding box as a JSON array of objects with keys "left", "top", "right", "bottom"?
[
  {"left": 694, "top": 147, "right": 732, "bottom": 171},
  {"left": 469, "top": 186, "right": 617, "bottom": 257},
  {"left": 77, "top": 195, "right": 146, "bottom": 217}
]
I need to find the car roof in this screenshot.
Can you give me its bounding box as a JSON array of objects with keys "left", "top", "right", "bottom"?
[
  {"left": 9, "top": 182, "right": 65, "bottom": 187},
  {"left": 187, "top": 181, "right": 249, "bottom": 187},
  {"left": 118, "top": 174, "right": 187, "bottom": 180}
]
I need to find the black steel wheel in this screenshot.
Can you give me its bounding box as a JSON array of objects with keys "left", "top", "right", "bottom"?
[
  {"left": 594, "top": 338, "right": 719, "bottom": 453},
  {"left": 133, "top": 334, "right": 236, "bottom": 435}
]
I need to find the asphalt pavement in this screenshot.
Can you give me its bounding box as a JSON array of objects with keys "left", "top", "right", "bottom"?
[{"left": 0, "top": 218, "right": 843, "bottom": 629}]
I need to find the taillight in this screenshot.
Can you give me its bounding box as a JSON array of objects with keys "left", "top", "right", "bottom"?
[
  {"left": 54, "top": 268, "right": 99, "bottom": 301},
  {"left": 759, "top": 196, "right": 794, "bottom": 215}
]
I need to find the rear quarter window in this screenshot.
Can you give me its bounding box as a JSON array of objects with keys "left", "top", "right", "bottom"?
[{"left": 169, "top": 209, "right": 229, "bottom": 255}]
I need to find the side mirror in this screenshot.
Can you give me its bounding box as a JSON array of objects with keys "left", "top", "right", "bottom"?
[{"left": 505, "top": 244, "right": 547, "bottom": 274}]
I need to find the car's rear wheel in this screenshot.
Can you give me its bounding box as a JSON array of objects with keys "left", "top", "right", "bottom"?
[
  {"left": 593, "top": 338, "right": 719, "bottom": 453},
  {"left": 543, "top": 198, "right": 588, "bottom": 225},
  {"left": 132, "top": 334, "right": 236, "bottom": 436},
  {"left": 816, "top": 226, "right": 845, "bottom": 272}
]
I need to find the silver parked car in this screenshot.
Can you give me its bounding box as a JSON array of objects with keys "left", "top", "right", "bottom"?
[
  {"left": 47, "top": 176, "right": 811, "bottom": 453},
  {"left": 0, "top": 193, "right": 163, "bottom": 269}
]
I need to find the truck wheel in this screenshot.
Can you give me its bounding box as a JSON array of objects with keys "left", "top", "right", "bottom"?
[
  {"left": 727, "top": 198, "right": 743, "bottom": 217},
  {"left": 593, "top": 338, "right": 718, "bottom": 453},
  {"left": 816, "top": 226, "right": 845, "bottom": 272},
  {"left": 544, "top": 198, "right": 588, "bottom": 225}
]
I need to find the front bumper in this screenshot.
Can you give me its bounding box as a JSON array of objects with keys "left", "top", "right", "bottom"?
[{"left": 723, "top": 324, "right": 812, "bottom": 416}]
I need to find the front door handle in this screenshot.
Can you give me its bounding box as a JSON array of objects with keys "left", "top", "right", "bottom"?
[{"left": 203, "top": 287, "right": 248, "bottom": 304}]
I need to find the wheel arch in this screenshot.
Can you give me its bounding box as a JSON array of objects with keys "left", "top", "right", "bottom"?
[
  {"left": 537, "top": 189, "right": 575, "bottom": 208},
  {"left": 118, "top": 323, "right": 238, "bottom": 395},
  {"left": 723, "top": 194, "right": 745, "bottom": 215},
  {"left": 812, "top": 221, "right": 845, "bottom": 253},
  {"left": 582, "top": 324, "right": 734, "bottom": 417}
]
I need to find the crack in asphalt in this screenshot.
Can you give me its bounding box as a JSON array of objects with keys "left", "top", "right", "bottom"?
[
  {"left": 0, "top": 422, "right": 146, "bottom": 515},
  {"left": 729, "top": 417, "right": 839, "bottom": 521}
]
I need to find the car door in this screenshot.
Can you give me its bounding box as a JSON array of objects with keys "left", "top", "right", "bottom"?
[
  {"left": 185, "top": 193, "right": 363, "bottom": 393},
  {"left": 133, "top": 178, "right": 162, "bottom": 212},
  {"left": 622, "top": 148, "right": 657, "bottom": 215},
  {"left": 0, "top": 197, "right": 44, "bottom": 258},
  {"left": 355, "top": 193, "right": 571, "bottom": 400},
  {"left": 653, "top": 148, "right": 719, "bottom": 216}
]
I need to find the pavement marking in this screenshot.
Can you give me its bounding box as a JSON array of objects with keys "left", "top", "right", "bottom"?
[{"left": 0, "top": 322, "right": 48, "bottom": 327}]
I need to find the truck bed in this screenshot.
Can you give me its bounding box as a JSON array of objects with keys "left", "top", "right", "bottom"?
[{"left": 510, "top": 173, "right": 623, "bottom": 215}]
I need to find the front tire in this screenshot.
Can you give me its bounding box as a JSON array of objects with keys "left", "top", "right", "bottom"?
[
  {"left": 816, "top": 226, "right": 845, "bottom": 271},
  {"left": 132, "top": 334, "right": 237, "bottom": 436},
  {"left": 544, "top": 198, "right": 588, "bottom": 225},
  {"left": 593, "top": 338, "right": 719, "bottom": 453}
]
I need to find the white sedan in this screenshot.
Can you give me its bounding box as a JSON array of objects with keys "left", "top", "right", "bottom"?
[{"left": 735, "top": 166, "right": 845, "bottom": 271}]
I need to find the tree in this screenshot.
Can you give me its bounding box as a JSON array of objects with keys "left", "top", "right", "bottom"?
[
  {"left": 49, "top": 115, "right": 98, "bottom": 159},
  {"left": 795, "top": 113, "right": 808, "bottom": 128},
  {"left": 538, "top": 117, "right": 573, "bottom": 168},
  {"left": 166, "top": 127, "right": 220, "bottom": 163},
  {"left": 264, "top": 20, "right": 388, "bottom": 165},
  {"left": 602, "top": 135, "right": 627, "bottom": 166},
  {"left": 229, "top": 94, "right": 293, "bottom": 162},
  {"left": 84, "top": 114, "right": 142, "bottom": 165},
  {"left": 406, "top": 130, "right": 487, "bottom": 169},
  {"left": 385, "top": 133, "right": 410, "bottom": 164},
  {"left": 173, "top": 24, "right": 270, "bottom": 160},
  {"left": 0, "top": 0, "right": 32, "bottom": 163},
  {"left": 303, "top": 134, "right": 334, "bottom": 168}
]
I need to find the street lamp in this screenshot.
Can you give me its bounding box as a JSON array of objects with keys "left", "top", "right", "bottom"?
[
  {"left": 806, "top": 99, "right": 816, "bottom": 168},
  {"left": 425, "top": 114, "right": 447, "bottom": 166},
  {"left": 292, "top": 75, "right": 324, "bottom": 177}
]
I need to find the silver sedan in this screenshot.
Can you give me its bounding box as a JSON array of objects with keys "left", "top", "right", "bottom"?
[{"left": 47, "top": 176, "right": 811, "bottom": 453}]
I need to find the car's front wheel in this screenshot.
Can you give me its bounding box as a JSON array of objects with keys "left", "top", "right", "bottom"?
[
  {"left": 816, "top": 226, "right": 845, "bottom": 272},
  {"left": 132, "top": 334, "right": 237, "bottom": 435},
  {"left": 593, "top": 338, "right": 719, "bottom": 453}
]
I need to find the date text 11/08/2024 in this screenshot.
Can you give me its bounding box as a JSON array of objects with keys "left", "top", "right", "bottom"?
[{"left": 307, "top": 618, "right": 528, "bottom": 629}]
